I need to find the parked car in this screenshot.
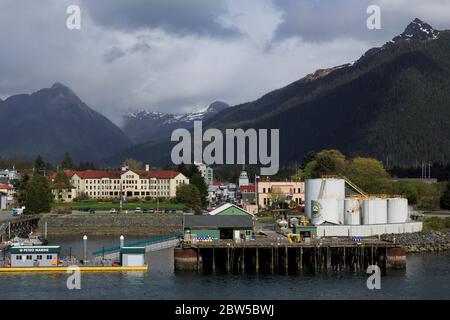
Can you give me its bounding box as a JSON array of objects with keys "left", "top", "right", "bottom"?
[
  {"left": 148, "top": 208, "right": 154, "bottom": 213},
  {"left": 109, "top": 208, "right": 117, "bottom": 214},
  {"left": 89, "top": 209, "right": 95, "bottom": 214},
  {"left": 135, "top": 207, "right": 143, "bottom": 214},
  {"left": 142, "top": 208, "right": 148, "bottom": 213}
]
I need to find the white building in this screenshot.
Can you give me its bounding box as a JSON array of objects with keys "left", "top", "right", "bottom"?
[{"left": 50, "top": 168, "right": 189, "bottom": 202}]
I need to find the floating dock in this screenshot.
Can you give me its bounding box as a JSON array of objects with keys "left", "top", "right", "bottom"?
[
  {"left": 0, "top": 265, "right": 148, "bottom": 273},
  {"left": 174, "top": 240, "right": 406, "bottom": 273}
]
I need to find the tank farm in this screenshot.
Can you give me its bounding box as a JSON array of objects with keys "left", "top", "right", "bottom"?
[{"left": 175, "top": 177, "right": 417, "bottom": 274}]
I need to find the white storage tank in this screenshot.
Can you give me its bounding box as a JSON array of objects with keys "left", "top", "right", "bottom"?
[
  {"left": 311, "top": 198, "right": 339, "bottom": 225},
  {"left": 387, "top": 198, "right": 408, "bottom": 223},
  {"left": 362, "top": 198, "right": 387, "bottom": 225},
  {"left": 305, "top": 178, "right": 345, "bottom": 218},
  {"left": 344, "top": 198, "right": 361, "bottom": 225}
]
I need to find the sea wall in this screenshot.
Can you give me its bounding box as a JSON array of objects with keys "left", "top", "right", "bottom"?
[
  {"left": 38, "top": 214, "right": 183, "bottom": 236},
  {"left": 381, "top": 231, "right": 450, "bottom": 253}
]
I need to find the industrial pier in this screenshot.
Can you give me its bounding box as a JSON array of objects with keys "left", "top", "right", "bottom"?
[{"left": 174, "top": 240, "right": 406, "bottom": 273}]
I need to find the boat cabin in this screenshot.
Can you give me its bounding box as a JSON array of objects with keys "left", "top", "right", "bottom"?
[{"left": 9, "top": 246, "right": 61, "bottom": 267}]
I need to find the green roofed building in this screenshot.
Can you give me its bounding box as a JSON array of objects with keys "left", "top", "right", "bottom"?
[
  {"left": 120, "top": 247, "right": 146, "bottom": 267},
  {"left": 184, "top": 204, "right": 255, "bottom": 241}
]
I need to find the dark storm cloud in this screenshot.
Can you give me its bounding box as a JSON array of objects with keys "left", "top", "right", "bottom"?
[
  {"left": 103, "top": 46, "right": 126, "bottom": 63},
  {"left": 80, "top": 0, "right": 237, "bottom": 37},
  {"left": 1, "top": 0, "right": 450, "bottom": 125},
  {"left": 273, "top": 0, "right": 389, "bottom": 43},
  {"left": 273, "top": 0, "right": 450, "bottom": 45}
]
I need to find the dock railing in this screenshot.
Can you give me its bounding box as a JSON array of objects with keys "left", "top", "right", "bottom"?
[{"left": 92, "top": 232, "right": 183, "bottom": 256}]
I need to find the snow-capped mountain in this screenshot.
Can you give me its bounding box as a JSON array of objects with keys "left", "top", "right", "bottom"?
[
  {"left": 122, "top": 101, "right": 230, "bottom": 143},
  {"left": 392, "top": 18, "right": 440, "bottom": 42},
  {"left": 359, "top": 18, "right": 440, "bottom": 61}
]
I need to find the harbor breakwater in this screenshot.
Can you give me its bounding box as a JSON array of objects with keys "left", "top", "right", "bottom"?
[
  {"left": 381, "top": 230, "right": 450, "bottom": 253},
  {"left": 38, "top": 214, "right": 183, "bottom": 236}
]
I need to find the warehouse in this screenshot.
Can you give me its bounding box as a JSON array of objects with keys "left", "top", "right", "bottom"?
[{"left": 183, "top": 215, "right": 254, "bottom": 241}]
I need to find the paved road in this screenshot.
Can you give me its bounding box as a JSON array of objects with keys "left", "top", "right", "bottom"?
[
  {"left": 0, "top": 211, "right": 15, "bottom": 223},
  {"left": 411, "top": 211, "right": 450, "bottom": 218}
]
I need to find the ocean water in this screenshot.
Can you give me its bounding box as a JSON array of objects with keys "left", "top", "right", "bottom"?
[{"left": 0, "top": 236, "right": 449, "bottom": 300}]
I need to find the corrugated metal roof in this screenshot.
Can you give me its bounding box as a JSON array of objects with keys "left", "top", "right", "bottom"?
[{"left": 184, "top": 215, "right": 253, "bottom": 228}]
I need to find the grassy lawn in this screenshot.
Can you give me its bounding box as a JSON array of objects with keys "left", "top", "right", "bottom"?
[
  {"left": 52, "top": 200, "right": 185, "bottom": 210},
  {"left": 421, "top": 216, "right": 450, "bottom": 231}
]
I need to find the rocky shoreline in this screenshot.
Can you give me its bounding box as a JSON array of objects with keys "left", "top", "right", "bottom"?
[{"left": 381, "top": 230, "right": 450, "bottom": 253}]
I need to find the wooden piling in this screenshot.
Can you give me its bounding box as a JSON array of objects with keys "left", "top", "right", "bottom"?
[
  {"left": 285, "top": 246, "right": 288, "bottom": 273},
  {"left": 212, "top": 247, "right": 215, "bottom": 272},
  {"left": 255, "top": 248, "right": 259, "bottom": 273}
]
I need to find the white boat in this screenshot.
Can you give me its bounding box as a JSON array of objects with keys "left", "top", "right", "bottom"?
[
  {"left": 8, "top": 233, "right": 48, "bottom": 247},
  {"left": 9, "top": 236, "right": 26, "bottom": 247}
]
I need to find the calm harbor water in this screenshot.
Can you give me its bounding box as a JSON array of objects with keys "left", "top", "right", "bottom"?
[{"left": 0, "top": 235, "right": 449, "bottom": 300}]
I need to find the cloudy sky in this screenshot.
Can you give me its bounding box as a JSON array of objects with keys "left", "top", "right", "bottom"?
[{"left": 1, "top": 0, "right": 450, "bottom": 124}]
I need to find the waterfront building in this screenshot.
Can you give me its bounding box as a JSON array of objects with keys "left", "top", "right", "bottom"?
[
  {"left": 257, "top": 181, "right": 305, "bottom": 208},
  {"left": 9, "top": 246, "right": 61, "bottom": 267},
  {"left": 120, "top": 247, "right": 146, "bottom": 267},
  {"left": 49, "top": 168, "right": 189, "bottom": 201},
  {"left": 184, "top": 203, "right": 254, "bottom": 241}
]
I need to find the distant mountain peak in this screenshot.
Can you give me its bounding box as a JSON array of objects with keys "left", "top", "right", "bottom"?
[
  {"left": 392, "top": 18, "right": 439, "bottom": 42},
  {"left": 48, "top": 82, "right": 77, "bottom": 98},
  {"left": 207, "top": 101, "right": 229, "bottom": 112},
  {"left": 122, "top": 101, "right": 230, "bottom": 143},
  {"left": 359, "top": 18, "right": 440, "bottom": 62}
]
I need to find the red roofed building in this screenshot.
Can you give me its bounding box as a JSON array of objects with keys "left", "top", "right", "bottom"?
[
  {"left": 0, "top": 184, "right": 15, "bottom": 209},
  {"left": 49, "top": 168, "right": 189, "bottom": 201}
]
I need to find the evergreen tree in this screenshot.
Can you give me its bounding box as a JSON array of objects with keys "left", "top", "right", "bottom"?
[
  {"left": 176, "top": 184, "right": 202, "bottom": 214},
  {"left": 24, "top": 174, "right": 53, "bottom": 214},
  {"left": 188, "top": 165, "right": 209, "bottom": 208},
  {"left": 34, "top": 155, "right": 46, "bottom": 174},
  {"left": 61, "top": 152, "right": 74, "bottom": 169},
  {"left": 440, "top": 182, "right": 450, "bottom": 210}
]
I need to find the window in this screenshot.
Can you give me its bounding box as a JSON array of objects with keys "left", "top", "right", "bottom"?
[
  {"left": 16, "top": 255, "right": 22, "bottom": 260},
  {"left": 26, "top": 255, "right": 32, "bottom": 260},
  {"left": 47, "top": 255, "right": 53, "bottom": 260},
  {"left": 37, "top": 255, "right": 43, "bottom": 260}
]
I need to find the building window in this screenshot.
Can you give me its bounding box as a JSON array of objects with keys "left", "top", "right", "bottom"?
[
  {"left": 16, "top": 255, "right": 22, "bottom": 260},
  {"left": 26, "top": 255, "right": 32, "bottom": 260},
  {"left": 37, "top": 255, "right": 43, "bottom": 260},
  {"left": 46, "top": 255, "right": 53, "bottom": 260}
]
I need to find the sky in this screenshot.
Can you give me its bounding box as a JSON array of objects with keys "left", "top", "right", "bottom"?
[{"left": 1, "top": 0, "right": 450, "bottom": 124}]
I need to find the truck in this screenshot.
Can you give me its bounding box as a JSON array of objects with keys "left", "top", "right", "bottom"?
[{"left": 12, "top": 206, "right": 25, "bottom": 216}]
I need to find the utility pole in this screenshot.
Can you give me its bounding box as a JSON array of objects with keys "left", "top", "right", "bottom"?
[{"left": 429, "top": 161, "right": 431, "bottom": 179}]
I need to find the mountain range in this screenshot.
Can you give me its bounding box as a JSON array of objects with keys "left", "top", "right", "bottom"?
[
  {"left": 0, "top": 83, "right": 131, "bottom": 163},
  {"left": 1, "top": 19, "right": 449, "bottom": 168},
  {"left": 109, "top": 18, "right": 450, "bottom": 168},
  {"left": 122, "top": 101, "right": 229, "bottom": 143}
]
